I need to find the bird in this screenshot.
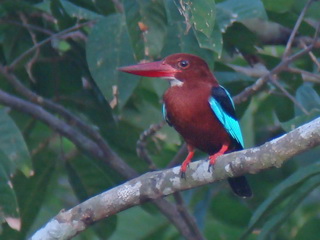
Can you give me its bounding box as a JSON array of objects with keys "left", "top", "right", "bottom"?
[{"left": 118, "top": 53, "right": 252, "bottom": 198}]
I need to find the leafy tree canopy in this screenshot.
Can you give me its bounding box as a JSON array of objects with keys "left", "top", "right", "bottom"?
[{"left": 0, "top": 0, "right": 320, "bottom": 239}]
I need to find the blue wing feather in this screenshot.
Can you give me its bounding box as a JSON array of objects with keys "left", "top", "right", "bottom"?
[
  {"left": 209, "top": 86, "right": 244, "bottom": 148},
  {"left": 162, "top": 104, "right": 166, "bottom": 120},
  {"left": 163, "top": 103, "right": 172, "bottom": 126}
]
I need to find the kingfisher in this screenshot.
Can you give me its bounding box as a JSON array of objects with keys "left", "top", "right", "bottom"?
[{"left": 118, "top": 53, "right": 252, "bottom": 198}]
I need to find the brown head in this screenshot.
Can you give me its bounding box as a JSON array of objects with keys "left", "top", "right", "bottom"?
[{"left": 118, "top": 53, "right": 218, "bottom": 87}]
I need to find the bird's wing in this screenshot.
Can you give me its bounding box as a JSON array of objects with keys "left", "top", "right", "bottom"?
[
  {"left": 162, "top": 104, "right": 172, "bottom": 126},
  {"left": 209, "top": 86, "right": 244, "bottom": 148}
]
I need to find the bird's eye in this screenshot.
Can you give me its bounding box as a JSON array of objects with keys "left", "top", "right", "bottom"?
[{"left": 178, "top": 60, "right": 189, "bottom": 69}]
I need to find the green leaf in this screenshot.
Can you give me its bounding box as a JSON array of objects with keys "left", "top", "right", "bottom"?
[
  {"left": 86, "top": 14, "right": 139, "bottom": 109},
  {"left": 173, "top": 0, "right": 221, "bottom": 54},
  {"left": 1, "top": 23, "right": 33, "bottom": 65},
  {"left": 281, "top": 109, "right": 320, "bottom": 132},
  {"left": 50, "top": 0, "right": 76, "bottom": 29},
  {"left": 60, "top": 90, "right": 115, "bottom": 138},
  {"left": 240, "top": 99, "right": 255, "bottom": 148},
  {"left": 65, "top": 155, "right": 121, "bottom": 239},
  {"left": 262, "top": 0, "right": 294, "bottom": 13},
  {"left": 176, "top": 0, "right": 216, "bottom": 38},
  {"left": 122, "top": 0, "right": 145, "bottom": 60},
  {"left": 60, "top": 0, "right": 103, "bottom": 20},
  {"left": 2, "top": 150, "right": 57, "bottom": 239},
  {"left": 66, "top": 155, "right": 120, "bottom": 199},
  {"left": 205, "top": 216, "right": 244, "bottom": 239},
  {"left": 163, "top": 0, "right": 215, "bottom": 66},
  {"left": 294, "top": 217, "right": 320, "bottom": 240},
  {"left": 195, "top": 24, "right": 223, "bottom": 56},
  {"left": 0, "top": 153, "right": 20, "bottom": 231},
  {"left": 216, "top": 0, "right": 267, "bottom": 33},
  {"left": 242, "top": 163, "right": 320, "bottom": 238},
  {"left": 0, "top": 109, "right": 32, "bottom": 176},
  {"left": 0, "top": 0, "right": 36, "bottom": 16},
  {"left": 214, "top": 71, "right": 255, "bottom": 84},
  {"left": 123, "top": 0, "right": 167, "bottom": 59},
  {"left": 258, "top": 175, "right": 320, "bottom": 240},
  {"left": 92, "top": 0, "right": 116, "bottom": 15},
  {"left": 190, "top": 0, "right": 216, "bottom": 38},
  {"left": 293, "top": 0, "right": 320, "bottom": 21},
  {"left": 295, "top": 83, "right": 320, "bottom": 116},
  {"left": 223, "top": 22, "right": 258, "bottom": 54},
  {"left": 109, "top": 206, "right": 169, "bottom": 240},
  {"left": 274, "top": 95, "right": 295, "bottom": 122},
  {"left": 34, "top": 0, "right": 51, "bottom": 13},
  {"left": 210, "top": 193, "right": 251, "bottom": 227}
]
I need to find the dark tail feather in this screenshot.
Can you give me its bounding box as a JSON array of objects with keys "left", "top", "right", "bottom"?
[{"left": 228, "top": 176, "right": 252, "bottom": 198}]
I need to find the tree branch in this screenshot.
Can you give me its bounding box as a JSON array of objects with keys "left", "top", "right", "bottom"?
[
  {"left": 1, "top": 27, "right": 201, "bottom": 237},
  {"left": 233, "top": 19, "right": 320, "bottom": 105},
  {"left": 8, "top": 21, "right": 95, "bottom": 70},
  {"left": 0, "top": 88, "right": 201, "bottom": 240},
  {"left": 286, "top": 67, "right": 320, "bottom": 83},
  {"left": 0, "top": 66, "right": 115, "bottom": 154},
  {"left": 136, "top": 121, "right": 166, "bottom": 170},
  {"left": 229, "top": 64, "right": 320, "bottom": 83},
  {"left": 30, "top": 116, "right": 320, "bottom": 240},
  {"left": 282, "top": 0, "right": 315, "bottom": 58},
  {"left": 269, "top": 76, "right": 309, "bottom": 114},
  {"left": 0, "top": 88, "right": 138, "bottom": 178},
  {"left": 136, "top": 122, "right": 205, "bottom": 239}
]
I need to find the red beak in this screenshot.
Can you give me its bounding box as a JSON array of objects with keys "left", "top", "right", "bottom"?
[{"left": 118, "top": 61, "right": 180, "bottom": 78}]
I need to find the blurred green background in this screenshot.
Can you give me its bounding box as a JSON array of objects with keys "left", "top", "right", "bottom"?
[{"left": 0, "top": 0, "right": 320, "bottom": 239}]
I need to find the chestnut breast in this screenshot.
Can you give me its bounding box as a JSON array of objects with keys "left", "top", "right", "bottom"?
[{"left": 163, "top": 83, "right": 235, "bottom": 155}]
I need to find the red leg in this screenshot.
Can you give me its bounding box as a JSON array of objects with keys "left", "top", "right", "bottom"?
[
  {"left": 208, "top": 143, "right": 229, "bottom": 172},
  {"left": 180, "top": 145, "right": 195, "bottom": 178}
]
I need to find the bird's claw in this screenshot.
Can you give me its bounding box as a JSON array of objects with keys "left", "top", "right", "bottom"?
[
  {"left": 180, "top": 171, "right": 186, "bottom": 179},
  {"left": 208, "top": 163, "right": 214, "bottom": 173}
]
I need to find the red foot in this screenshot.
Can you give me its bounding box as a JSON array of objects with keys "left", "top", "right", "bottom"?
[
  {"left": 208, "top": 144, "right": 228, "bottom": 172},
  {"left": 180, "top": 145, "right": 194, "bottom": 178}
]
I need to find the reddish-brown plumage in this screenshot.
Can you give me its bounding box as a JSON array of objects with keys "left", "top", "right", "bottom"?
[
  {"left": 119, "top": 53, "right": 252, "bottom": 197},
  {"left": 163, "top": 82, "right": 235, "bottom": 155},
  {"left": 155, "top": 54, "right": 238, "bottom": 154},
  {"left": 119, "top": 53, "right": 237, "bottom": 157}
]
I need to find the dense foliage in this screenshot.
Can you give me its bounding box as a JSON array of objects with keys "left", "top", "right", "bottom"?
[{"left": 0, "top": 0, "right": 320, "bottom": 239}]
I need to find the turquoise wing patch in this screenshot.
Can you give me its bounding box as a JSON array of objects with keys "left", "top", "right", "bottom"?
[
  {"left": 162, "top": 103, "right": 172, "bottom": 126},
  {"left": 162, "top": 104, "right": 166, "bottom": 121},
  {"left": 209, "top": 87, "right": 244, "bottom": 148}
]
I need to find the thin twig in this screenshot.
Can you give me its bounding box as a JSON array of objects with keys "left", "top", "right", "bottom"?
[
  {"left": 227, "top": 63, "right": 269, "bottom": 77},
  {"left": 0, "top": 87, "right": 201, "bottom": 240},
  {"left": 19, "top": 12, "right": 40, "bottom": 83},
  {"left": 62, "top": 148, "right": 79, "bottom": 162},
  {"left": 300, "top": 40, "right": 320, "bottom": 70},
  {"left": 136, "top": 121, "right": 166, "bottom": 170},
  {"left": 0, "top": 19, "right": 54, "bottom": 35},
  {"left": 153, "top": 199, "right": 197, "bottom": 240},
  {"left": 173, "top": 193, "right": 205, "bottom": 240},
  {"left": 283, "top": 0, "right": 315, "bottom": 58},
  {"left": 8, "top": 21, "right": 95, "bottom": 70},
  {"left": 137, "top": 122, "right": 205, "bottom": 239},
  {"left": 0, "top": 66, "right": 107, "bottom": 144},
  {"left": 0, "top": 88, "right": 138, "bottom": 176},
  {"left": 112, "top": 0, "right": 124, "bottom": 13},
  {"left": 30, "top": 116, "right": 320, "bottom": 240},
  {"left": 228, "top": 64, "right": 320, "bottom": 83},
  {"left": 234, "top": 22, "right": 320, "bottom": 105},
  {"left": 31, "top": 133, "right": 59, "bottom": 156},
  {"left": 269, "top": 76, "right": 309, "bottom": 115},
  {"left": 285, "top": 67, "right": 320, "bottom": 83}
]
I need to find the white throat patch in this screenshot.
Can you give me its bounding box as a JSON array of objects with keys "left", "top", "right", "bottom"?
[{"left": 167, "top": 78, "right": 184, "bottom": 87}]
